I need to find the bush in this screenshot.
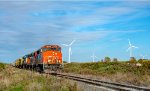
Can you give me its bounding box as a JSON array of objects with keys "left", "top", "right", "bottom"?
[
  {"left": 64, "top": 61, "right": 150, "bottom": 75},
  {"left": 112, "top": 58, "right": 118, "bottom": 62},
  {"left": 142, "top": 61, "right": 150, "bottom": 69},
  {"left": 0, "top": 62, "right": 6, "bottom": 71},
  {"left": 138, "top": 59, "right": 143, "bottom": 63},
  {"left": 104, "top": 57, "right": 111, "bottom": 62},
  {"left": 63, "top": 61, "right": 67, "bottom": 63},
  {"left": 129, "top": 57, "right": 136, "bottom": 63}
]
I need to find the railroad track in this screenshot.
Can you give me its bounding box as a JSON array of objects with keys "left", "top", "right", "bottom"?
[{"left": 50, "top": 72, "right": 150, "bottom": 91}]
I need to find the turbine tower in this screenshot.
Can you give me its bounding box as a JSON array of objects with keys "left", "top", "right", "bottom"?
[
  {"left": 62, "top": 40, "right": 76, "bottom": 63},
  {"left": 127, "top": 39, "right": 138, "bottom": 57}
]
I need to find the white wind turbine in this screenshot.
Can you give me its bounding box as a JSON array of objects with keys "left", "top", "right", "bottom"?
[
  {"left": 140, "top": 54, "right": 147, "bottom": 59},
  {"left": 127, "top": 39, "right": 138, "bottom": 57},
  {"left": 91, "top": 51, "right": 99, "bottom": 62},
  {"left": 62, "top": 40, "right": 76, "bottom": 63}
]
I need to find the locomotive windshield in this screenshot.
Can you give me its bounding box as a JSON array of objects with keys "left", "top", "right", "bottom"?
[{"left": 42, "top": 46, "right": 61, "bottom": 52}]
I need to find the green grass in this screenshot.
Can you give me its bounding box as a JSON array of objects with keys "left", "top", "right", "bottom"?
[
  {"left": 9, "top": 84, "right": 23, "bottom": 91},
  {"left": 64, "top": 61, "right": 150, "bottom": 75},
  {"left": 64, "top": 61, "right": 150, "bottom": 87},
  {"left": 0, "top": 62, "right": 6, "bottom": 71}
]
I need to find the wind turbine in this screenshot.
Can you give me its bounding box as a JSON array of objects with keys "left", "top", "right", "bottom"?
[
  {"left": 91, "top": 51, "right": 99, "bottom": 62},
  {"left": 62, "top": 40, "right": 76, "bottom": 63},
  {"left": 127, "top": 39, "right": 138, "bottom": 57},
  {"left": 140, "top": 54, "right": 147, "bottom": 60}
]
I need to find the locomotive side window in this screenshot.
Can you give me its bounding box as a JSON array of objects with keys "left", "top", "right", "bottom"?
[
  {"left": 37, "top": 50, "right": 40, "bottom": 54},
  {"left": 42, "top": 48, "right": 47, "bottom": 52},
  {"left": 58, "top": 47, "right": 61, "bottom": 52}
]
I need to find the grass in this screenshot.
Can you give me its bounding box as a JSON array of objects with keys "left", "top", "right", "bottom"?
[
  {"left": 0, "top": 64, "right": 82, "bottom": 91},
  {"left": 1, "top": 61, "right": 150, "bottom": 90},
  {"left": 63, "top": 61, "right": 150, "bottom": 87},
  {"left": 9, "top": 84, "right": 23, "bottom": 91}
]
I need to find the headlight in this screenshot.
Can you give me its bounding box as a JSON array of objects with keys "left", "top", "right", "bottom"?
[{"left": 48, "top": 60, "right": 51, "bottom": 63}]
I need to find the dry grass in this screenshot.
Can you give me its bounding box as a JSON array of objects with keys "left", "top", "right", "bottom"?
[
  {"left": 101, "top": 72, "right": 150, "bottom": 87},
  {"left": 0, "top": 65, "right": 83, "bottom": 91}
]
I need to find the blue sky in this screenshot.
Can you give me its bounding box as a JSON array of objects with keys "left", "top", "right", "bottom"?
[{"left": 0, "top": 1, "right": 150, "bottom": 63}]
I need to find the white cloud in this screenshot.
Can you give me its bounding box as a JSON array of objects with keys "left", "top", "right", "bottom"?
[{"left": 0, "top": 1, "right": 149, "bottom": 62}]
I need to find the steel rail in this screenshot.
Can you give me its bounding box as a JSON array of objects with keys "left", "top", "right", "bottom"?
[{"left": 51, "top": 73, "right": 150, "bottom": 91}]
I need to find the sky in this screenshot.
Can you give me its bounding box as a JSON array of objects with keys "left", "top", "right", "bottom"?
[{"left": 0, "top": 1, "right": 150, "bottom": 63}]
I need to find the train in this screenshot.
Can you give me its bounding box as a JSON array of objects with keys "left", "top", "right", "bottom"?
[{"left": 14, "top": 45, "right": 63, "bottom": 73}]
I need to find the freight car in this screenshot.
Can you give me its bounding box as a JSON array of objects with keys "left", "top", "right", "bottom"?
[{"left": 14, "top": 45, "right": 63, "bottom": 73}]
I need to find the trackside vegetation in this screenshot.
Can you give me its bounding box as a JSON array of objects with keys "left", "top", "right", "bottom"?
[
  {"left": 1, "top": 60, "right": 150, "bottom": 90},
  {"left": 0, "top": 62, "right": 6, "bottom": 71},
  {"left": 0, "top": 65, "right": 81, "bottom": 91},
  {"left": 64, "top": 61, "right": 150, "bottom": 87}
]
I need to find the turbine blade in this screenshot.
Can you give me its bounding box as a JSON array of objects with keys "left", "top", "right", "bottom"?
[
  {"left": 128, "top": 39, "right": 131, "bottom": 46},
  {"left": 132, "top": 46, "right": 138, "bottom": 48},
  {"left": 62, "top": 44, "right": 69, "bottom": 46},
  {"left": 69, "top": 40, "right": 76, "bottom": 46},
  {"left": 95, "top": 56, "right": 99, "bottom": 59},
  {"left": 126, "top": 47, "right": 130, "bottom": 51}
]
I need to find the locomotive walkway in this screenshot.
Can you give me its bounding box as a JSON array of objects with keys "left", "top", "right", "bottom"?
[{"left": 50, "top": 72, "right": 150, "bottom": 91}]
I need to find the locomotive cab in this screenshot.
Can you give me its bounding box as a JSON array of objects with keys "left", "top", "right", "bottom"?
[
  {"left": 42, "top": 45, "right": 62, "bottom": 64},
  {"left": 41, "top": 45, "right": 63, "bottom": 72}
]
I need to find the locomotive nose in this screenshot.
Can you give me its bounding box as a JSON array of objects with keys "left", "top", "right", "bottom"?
[
  {"left": 48, "top": 56, "right": 52, "bottom": 63},
  {"left": 47, "top": 53, "right": 61, "bottom": 64}
]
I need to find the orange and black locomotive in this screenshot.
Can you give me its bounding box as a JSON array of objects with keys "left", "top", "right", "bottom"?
[{"left": 14, "top": 45, "right": 63, "bottom": 72}]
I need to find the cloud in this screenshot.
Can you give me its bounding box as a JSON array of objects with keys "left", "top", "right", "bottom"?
[{"left": 0, "top": 1, "right": 149, "bottom": 62}]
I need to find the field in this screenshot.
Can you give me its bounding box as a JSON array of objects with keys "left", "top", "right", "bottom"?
[
  {"left": 0, "top": 63, "right": 80, "bottom": 91},
  {"left": 1, "top": 61, "right": 150, "bottom": 91},
  {"left": 63, "top": 61, "right": 150, "bottom": 87}
]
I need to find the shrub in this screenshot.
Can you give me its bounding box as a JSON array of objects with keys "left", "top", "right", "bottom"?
[
  {"left": 0, "top": 62, "right": 5, "bottom": 71},
  {"left": 104, "top": 57, "right": 111, "bottom": 62},
  {"left": 112, "top": 58, "right": 118, "bottom": 62},
  {"left": 63, "top": 61, "right": 67, "bottom": 63},
  {"left": 138, "top": 59, "right": 143, "bottom": 63},
  {"left": 142, "top": 61, "right": 150, "bottom": 69},
  {"left": 129, "top": 57, "right": 136, "bottom": 63}
]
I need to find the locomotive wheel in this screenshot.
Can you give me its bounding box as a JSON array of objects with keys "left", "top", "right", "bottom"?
[
  {"left": 36, "top": 66, "right": 41, "bottom": 72},
  {"left": 36, "top": 65, "right": 44, "bottom": 73}
]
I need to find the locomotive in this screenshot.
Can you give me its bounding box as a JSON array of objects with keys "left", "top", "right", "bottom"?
[{"left": 14, "top": 45, "right": 63, "bottom": 73}]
